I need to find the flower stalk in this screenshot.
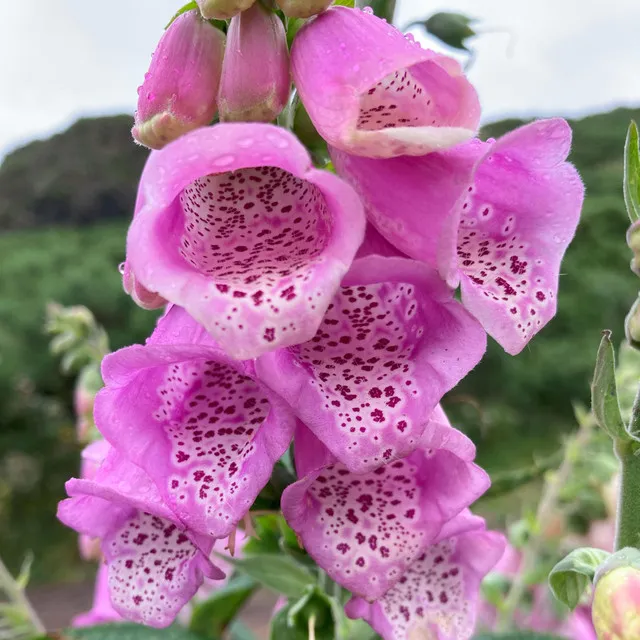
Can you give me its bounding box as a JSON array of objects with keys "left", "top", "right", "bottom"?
[{"left": 614, "top": 439, "right": 640, "bottom": 550}]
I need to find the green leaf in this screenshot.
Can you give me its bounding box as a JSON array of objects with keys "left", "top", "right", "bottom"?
[
  {"left": 548, "top": 547, "right": 609, "bottom": 610},
  {"left": 219, "top": 553, "right": 315, "bottom": 598},
  {"left": 189, "top": 575, "right": 257, "bottom": 639},
  {"left": 332, "top": 0, "right": 355, "bottom": 7},
  {"left": 591, "top": 330, "right": 629, "bottom": 441},
  {"left": 414, "top": 12, "right": 476, "bottom": 52},
  {"left": 624, "top": 121, "right": 640, "bottom": 222},
  {"left": 63, "top": 623, "right": 206, "bottom": 640},
  {"left": 166, "top": 2, "right": 198, "bottom": 29}
]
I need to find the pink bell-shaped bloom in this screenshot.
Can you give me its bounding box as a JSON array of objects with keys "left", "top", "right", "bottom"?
[
  {"left": 95, "top": 305, "right": 297, "bottom": 540},
  {"left": 73, "top": 563, "right": 123, "bottom": 627},
  {"left": 218, "top": 3, "right": 290, "bottom": 123},
  {"left": 255, "top": 256, "right": 486, "bottom": 473},
  {"left": 125, "top": 123, "right": 365, "bottom": 359},
  {"left": 276, "top": 0, "right": 333, "bottom": 19},
  {"left": 58, "top": 445, "right": 224, "bottom": 627},
  {"left": 132, "top": 11, "right": 225, "bottom": 150},
  {"left": 345, "top": 510, "right": 505, "bottom": 640},
  {"left": 197, "top": 0, "right": 255, "bottom": 20},
  {"left": 282, "top": 416, "right": 490, "bottom": 601},
  {"left": 332, "top": 119, "right": 584, "bottom": 354},
  {"left": 291, "top": 7, "right": 480, "bottom": 158}
]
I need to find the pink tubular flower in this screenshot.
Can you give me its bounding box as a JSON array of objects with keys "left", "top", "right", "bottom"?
[
  {"left": 345, "top": 510, "right": 505, "bottom": 640},
  {"left": 281, "top": 413, "right": 491, "bottom": 601},
  {"left": 291, "top": 7, "right": 480, "bottom": 158},
  {"left": 58, "top": 445, "right": 224, "bottom": 628},
  {"left": 255, "top": 256, "right": 486, "bottom": 473},
  {"left": 332, "top": 118, "right": 584, "bottom": 354},
  {"left": 132, "top": 11, "right": 225, "bottom": 150},
  {"left": 73, "top": 563, "right": 123, "bottom": 627},
  {"left": 125, "top": 123, "right": 365, "bottom": 359},
  {"left": 218, "top": 2, "right": 290, "bottom": 123},
  {"left": 94, "top": 305, "right": 296, "bottom": 540}
]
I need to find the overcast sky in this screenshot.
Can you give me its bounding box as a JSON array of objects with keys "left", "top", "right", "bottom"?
[{"left": 1, "top": 1, "right": 638, "bottom": 158}]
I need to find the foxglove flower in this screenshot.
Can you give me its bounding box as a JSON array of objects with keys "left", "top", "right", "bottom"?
[
  {"left": 345, "top": 510, "right": 505, "bottom": 640},
  {"left": 281, "top": 413, "right": 490, "bottom": 600},
  {"left": 95, "top": 305, "right": 296, "bottom": 539},
  {"left": 218, "top": 2, "right": 290, "bottom": 123},
  {"left": 126, "top": 123, "right": 365, "bottom": 359},
  {"left": 58, "top": 445, "right": 224, "bottom": 627},
  {"left": 332, "top": 119, "right": 584, "bottom": 354},
  {"left": 276, "top": 0, "right": 333, "bottom": 19},
  {"left": 197, "top": 0, "right": 255, "bottom": 20},
  {"left": 73, "top": 564, "right": 123, "bottom": 627},
  {"left": 291, "top": 7, "right": 480, "bottom": 158},
  {"left": 256, "top": 256, "right": 486, "bottom": 473},
  {"left": 132, "top": 11, "right": 225, "bottom": 150}
]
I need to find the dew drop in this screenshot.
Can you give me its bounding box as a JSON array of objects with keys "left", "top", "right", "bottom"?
[
  {"left": 118, "top": 262, "right": 126, "bottom": 275},
  {"left": 237, "top": 138, "right": 254, "bottom": 148},
  {"left": 213, "top": 154, "right": 235, "bottom": 166}
]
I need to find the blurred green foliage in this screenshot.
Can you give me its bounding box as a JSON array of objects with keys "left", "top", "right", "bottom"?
[{"left": 0, "top": 108, "right": 638, "bottom": 582}]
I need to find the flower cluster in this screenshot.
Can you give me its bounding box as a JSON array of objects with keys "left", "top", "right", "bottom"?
[{"left": 58, "top": 3, "right": 584, "bottom": 638}]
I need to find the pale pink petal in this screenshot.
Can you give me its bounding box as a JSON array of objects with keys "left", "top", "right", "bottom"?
[
  {"left": 454, "top": 118, "right": 584, "bottom": 354},
  {"left": 95, "top": 306, "right": 296, "bottom": 539},
  {"left": 58, "top": 447, "right": 223, "bottom": 628},
  {"left": 126, "top": 123, "right": 365, "bottom": 359},
  {"left": 281, "top": 422, "right": 490, "bottom": 600},
  {"left": 345, "top": 513, "right": 505, "bottom": 640},
  {"left": 292, "top": 7, "right": 479, "bottom": 158},
  {"left": 72, "top": 563, "right": 123, "bottom": 627},
  {"left": 256, "top": 256, "right": 486, "bottom": 473}
]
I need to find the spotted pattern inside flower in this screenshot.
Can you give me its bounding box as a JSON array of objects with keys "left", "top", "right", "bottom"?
[
  {"left": 154, "top": 359, "right": 269, "bottom": 525},
  {"left": 357, "top": 70, "right": 435, "bottom": 132},
  {"left": 457, "top": 186, "right": 553, "bottom": 343},
  {"left": 178, "top": 167, "right": 333, "bottom": 346},
  {"left": 309, "top": 458, "right": 427, "bottom": 588},
  {"left": 107, "top": 511, "right": 201, "bottom": 626},
  {"left": 378, "top": 537, "right": 469, "bottom": 640},
  {"left": 294, "top": 282, "right": 424, "bottom": 468}
]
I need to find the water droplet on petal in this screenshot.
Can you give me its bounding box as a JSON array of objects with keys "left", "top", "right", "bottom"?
[
  {"left": 363, "top": 6, "right": 373, "bottom": 14},
  {"left": 213, "top": 154, "right": 235, "bottom": 166},
  {"left": 118, "top": 262, "right": 126, "bottom": 275},
  {"left": 237, "top": 138, "right": 254, "bottom": 148}
]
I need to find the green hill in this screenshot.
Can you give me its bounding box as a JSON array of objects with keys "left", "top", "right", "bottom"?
[{"left": 0, "top": 108, "right": 638, "bottom": 580}]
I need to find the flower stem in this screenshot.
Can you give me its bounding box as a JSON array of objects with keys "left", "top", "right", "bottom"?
[
  {"left": 497, "top": 420, "right": 592, "bottom": 631},
  {"left": 0, "top": 555, "right": 45, "bottom": 635},
  {"left": 614, "top": 440, "right": 640, "bottom": 550}
]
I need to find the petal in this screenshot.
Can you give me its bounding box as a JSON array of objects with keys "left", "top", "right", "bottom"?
[
  {"left": 256, "top": 256, "right": 486, "bottom": 473},
  {"left": 355, "top": 224, "right": 408, "bottom": 260},
  {"left": 455, "top": 118, "right": 584, "bottom": 354},
  {"left": 104, "top": 510, "right": 217, "bottom": 628},
  {"left": 127, "top": 123, "right": 365, "bottom": 359},
  {"left": 73, "top": 564, "right": 123, "bottom": 628},
  {"left": 96, "top": 306, "right": 296, "bottom": 539},
  {"left": 345, "top": 516, "right": 506, "bottom": 640},
  {"left": 292, "top": 7, "right": 479, "bottom": 158},
  {"left": 282, "top": 421, "right": 490, "bottom": 600},
  {"left": 331, "top": 141, "right": 483, "bottom": 273}
]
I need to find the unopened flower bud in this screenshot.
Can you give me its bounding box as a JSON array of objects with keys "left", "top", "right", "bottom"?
[
  {"left": 276, "top": 0, "right": 333, "bottom": 19},
  {"left": 627, "top": 220, "right": 640, "bottom": 277},
  {"left": 218, "top": 3, "right": 290, "bottom": 123},
  {"left": 593, "top": 565, "right": 640, "bottom": 639},
  {"left": 625, "top": 295, "right": 640, "bottom": 349},
  {"left": 197, "top": 0, "right": 255, "bottom": 20},
  {"left": 132, "top": 11, "right": 225, "bottom": 149}
]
